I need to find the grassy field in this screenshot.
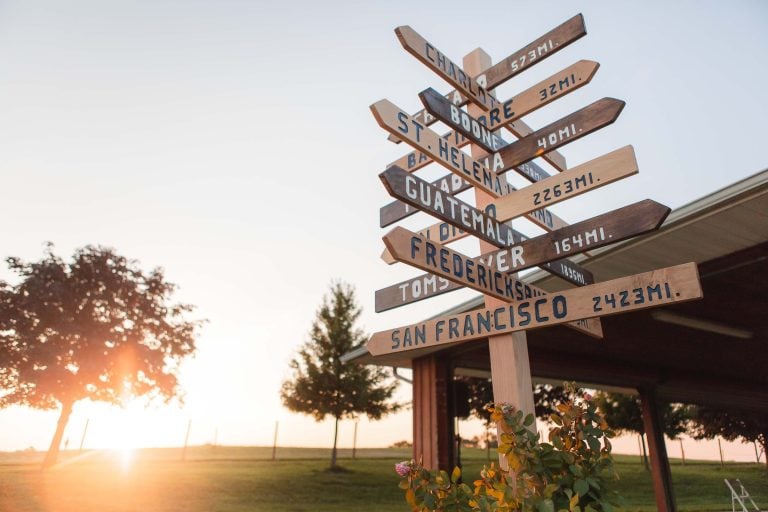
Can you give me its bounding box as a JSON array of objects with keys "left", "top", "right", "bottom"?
[{"left": 0, "top": 446, "right": 765, "bottom": 511}]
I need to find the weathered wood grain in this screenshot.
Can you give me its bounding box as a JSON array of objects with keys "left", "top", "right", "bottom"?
[
  {"left": 396, "top": 25, "right": 498, "bottom": 111},
  {"left": 492, "top": 98, "right": 625, "bottom": 171},
  {"left": 418, "top": 59, "right": 600, "bottom": 153},
  {"left": 379, "top": 166, "right": 594, "bottom": 286},
  {"left": 493, "top": 145, "right": 638, "bottom": 223},
  {"left": 372, "top": 99, "right": 570, "bottom": 236},
  {"left": 367, "top": 262, "right": 703, "bottom": 356},
  {"left": 387, "top": 14, "right": 587, "bottom": 143},
  {"left": 402, "top": 145, "right": 637, "bottom": 251}
]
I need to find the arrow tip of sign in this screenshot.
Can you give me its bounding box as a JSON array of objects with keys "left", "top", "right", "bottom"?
[
  {"left": 394, "top": 26, "right": 412, "bottom": 45},
  {"left": 604, "top": 97, "right": 627, "bottom": 114}
]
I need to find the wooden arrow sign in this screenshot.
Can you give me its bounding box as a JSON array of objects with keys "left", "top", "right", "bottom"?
[
  {"left": 381, "top": 143, "right": 554, "bottom": 228},
  {"left": 371, "top": 99, "right": 499, "bottom": 196},
  {"left": 419, "top": 60, "right": 600, "bottom": 153},
  {"left": 373, "top": 266, "right": 604, "bottom": 339},
  {"left": 388, "top": 14, "right": 587, "bottom": 143},
  {"left": 375, "top": 239, "right": 604, "bottom": 338},
  {"left": 383, "top": 226, "right": 592, "bottom": 303},
  {"left": 492, "top": 145, "right": 638, "bottom": 223},
  {"left": 367, "top": 262, "right": 703, "bottom": 356},
  {"left": 371, "top": 99, "right": 572, "bottom": 236},
  {"left": 406, "top": 146, "right": 639, "bottom": 250},
  {"left": 379, "top": 166, "right": 594, "bottom": 286},
  {"left": 396, "top": 25, "right": 500, "bottom": 112},
  {"left": 432, "top": 199, "right": 669, "bottom": 278},
  {"left": 492, "top": 98, "right": 626, "bottom": 171},
  {"left": 381, "top": 172, "right": 470, "bottom": 227}
]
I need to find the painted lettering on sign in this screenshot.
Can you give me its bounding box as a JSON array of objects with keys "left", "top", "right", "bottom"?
[
  {"left": 367, "top": 263, "right": 703, "bottom": 356},
  {"left": 396, "top": 25, "right": 499, "bottom": 111},
  {"left": 399, "top": 274, "right": 451, "bottom": 301},
  {"left": 371, "top": 99, "right": 499, "bottom": 196},
  {"left": 418, "top": 60, "right": 599, "bottom": 154},
  {"left": 380, "top": 166, "right": 593, "bottom": 286},
  {"left": 491, "top": 97, "right": 626, "bottom": 172},
  {"left": 493, "top": 146, "right": 638, "bottom": 222},
  {"left": 533, "top": 173, "right": 594, "bottom": 206},
  {"left": 387, "top": 15, "right": 588, "bottom": 144},
  {"left": 554, "top": 227, "right": 606, "bottom": 255}
]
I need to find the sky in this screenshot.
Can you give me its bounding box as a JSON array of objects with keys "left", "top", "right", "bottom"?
[{"left": 0, "top": 0, "right": 766, "bottom": 462}]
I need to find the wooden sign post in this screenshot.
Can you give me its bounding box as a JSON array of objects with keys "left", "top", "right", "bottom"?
[
  {"left": 363, "top": 14, "right": 703, "bottom": 493},
  {"left": 464, "top": 48, "right": 535, "bottom": 460}
]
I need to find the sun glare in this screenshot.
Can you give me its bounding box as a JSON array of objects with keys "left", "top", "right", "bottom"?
[{"left": 109, "top": 386, "right": 145, "bottom": 468}]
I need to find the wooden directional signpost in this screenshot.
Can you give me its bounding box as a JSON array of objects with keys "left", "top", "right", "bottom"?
[{"left": 363, "top": 13, "right": 704, "bottom": 487}]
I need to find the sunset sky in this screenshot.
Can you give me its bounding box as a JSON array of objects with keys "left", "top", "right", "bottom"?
[{"left": 0, "top": 1, "right": 766, "bottom": 462}]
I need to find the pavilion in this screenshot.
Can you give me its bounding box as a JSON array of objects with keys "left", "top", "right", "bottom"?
[{"left": 343, "top": 168, "right": 768, "bottom": 512}]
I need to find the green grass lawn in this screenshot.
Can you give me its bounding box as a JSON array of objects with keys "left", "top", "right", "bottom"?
[{"left": 0, "top": 446, "right": 765, "bottom": 511}]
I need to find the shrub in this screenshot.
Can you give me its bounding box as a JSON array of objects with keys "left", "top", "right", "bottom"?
[{"left": 396, "top": 386, "right": 622, "bottom": 512}]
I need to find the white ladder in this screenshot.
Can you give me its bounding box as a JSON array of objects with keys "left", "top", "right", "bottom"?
[{"left": 725, "top": 478, "right": 761, "bottom": 512}]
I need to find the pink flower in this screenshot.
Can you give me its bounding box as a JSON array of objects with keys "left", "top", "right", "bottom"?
[
  {"left": 395, "top": 461, "right": 411, "bottom": 477},
  {"left": 583, "top": 393, "right": 593, "bottom": 401}
]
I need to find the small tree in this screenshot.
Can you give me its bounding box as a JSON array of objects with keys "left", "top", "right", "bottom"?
[
  {"left": 280, "top": 282, "right": 398, "bottom": 469},
  {"left": 689, "top": 406, "right": 768, "bottom": 470},
  {"left": 0, "top": 244, "right": 201, "bottom": 468}
]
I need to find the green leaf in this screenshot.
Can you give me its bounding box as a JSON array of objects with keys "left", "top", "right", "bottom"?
[
  {"left": 574, "top": 479, "right": 589, "bottom": 497},
  {"left": 537, "top": 498, "right": 555, "bottom": 512},
  {"left": 587, "top": 436, "right": 601, "bottom": 453},
  {"left": 524, "top": 413, "right": 535, "bottom": 426},
  {"left": 544, "top": 483, "right": 559, "bottom": 498}
]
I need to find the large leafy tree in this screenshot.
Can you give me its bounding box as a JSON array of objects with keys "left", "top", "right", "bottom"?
[
  {"left": 0, "top": 244, "right": 201, "bottom": 468},
  {"left": 689, "top": 406, "right": 768, "bottom": 470},
  {"left": 280, "top": 282, "right": 398, "bottom": 469}
]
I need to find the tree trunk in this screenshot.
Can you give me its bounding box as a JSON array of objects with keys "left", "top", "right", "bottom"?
[
  {"left": 42, "top": 399, "right": 74, "bottom": 470},
  {"left": 330, "top": 415, "right": 339, "bottom": 469},
  {"left": 641, "top": 433, "right": 650, "bottom": 471}
]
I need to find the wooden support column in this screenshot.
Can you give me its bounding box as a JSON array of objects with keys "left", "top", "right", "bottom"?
[
  {"left": 639, "top": 386, "right": 676, "bottom": 512},
  {"left": 412, "top": 355, "right": 452, "bottom": 470},
  {"left": 464, "top": 49, "right": 536, "bottom": 468}
]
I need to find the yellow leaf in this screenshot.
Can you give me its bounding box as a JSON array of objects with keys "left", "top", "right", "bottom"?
[
  {"left": 569, "top": 494, "right": 580, "bottom": 511},
  {"left": 451, "top": 466, "right": 461, "bottom": 482},
  {"left": 405, "top": 488, "right": 416, "bottom": 506}
]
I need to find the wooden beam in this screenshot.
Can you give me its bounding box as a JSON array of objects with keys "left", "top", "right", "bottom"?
[
  {"left": 412, "top": 355, "right": 451, "bottom": 470},
  {"left": 639, "top": 387, "right": 677, "bottom": 512},
  {"left": 466, "top": 48, "right": 535, "bottom": 470}
]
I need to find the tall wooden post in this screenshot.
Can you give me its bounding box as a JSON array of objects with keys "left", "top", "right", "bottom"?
[
  {"left": 639, "top": 387, "right": 676, "bottom": 512},
  {"left": 412, "top": 355, "right": 452, "bottom": 470},
  {"left": 464, "top": 49, "right": 536, "bottom": 468}
]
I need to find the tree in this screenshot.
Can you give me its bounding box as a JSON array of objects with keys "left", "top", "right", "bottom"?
[
  {"left": 0, "top": 244, "right": 201, "bottom": 468},
  {"left": 280, "top": 282, "right": 398, "bottom": 470},
  {"left": 689, "top": 406, "right": 768, "bottom": 470},
  {"left": 453, "top": 378, "right": 574, "bottom": 426},
  {"left": 595, "top": 391, "right": 691, "bottom": 469}
]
